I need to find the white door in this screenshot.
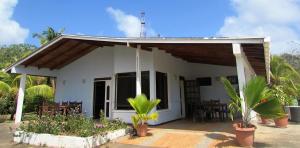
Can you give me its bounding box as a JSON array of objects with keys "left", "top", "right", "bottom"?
[{"left": 104, "top": 80, "right": 112, "bottom": 119}]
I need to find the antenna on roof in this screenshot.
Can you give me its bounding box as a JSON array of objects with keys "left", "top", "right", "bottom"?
[{"left": 140, "top": 11, "right": 146, "bottom": 38}]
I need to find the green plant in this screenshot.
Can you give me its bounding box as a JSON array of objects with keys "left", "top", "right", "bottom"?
[
  {"left": 221, "top": 76, "right": 285, "bottom": 128},
  {"left": 33, "top": 27, "right": 64, "bottom": 45},
  {"left": 270, "top": 56, "right": 300, "bottom": 106},
  {"left": 19, "top": 114, "right": 127, "bottom": 137},
  {"left": 127, "top": 94, "right": 160, "bottom": 128}
]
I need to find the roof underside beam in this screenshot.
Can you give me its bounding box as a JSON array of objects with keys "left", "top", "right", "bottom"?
[{"left": 13, "top": 38, "right": 266, "bottom": 76}]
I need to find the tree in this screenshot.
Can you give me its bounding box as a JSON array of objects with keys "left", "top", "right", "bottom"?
[
  {"left": 33, "top": 27, "right": 64, "bottom": 45},
  {"left": 270, "top": 56, "right": 300, "bottom": 106},
  {"left": 0, "top": 44, "right": 36, "bottom": 70},
  {"left": 280, "top": 53, "right": 300, "bottom": 73}
]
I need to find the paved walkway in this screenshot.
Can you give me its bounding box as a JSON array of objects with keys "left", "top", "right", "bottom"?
[
  {"left": 1, "top": 120, "right": 300, "bottom": 148},
  {"left": 0, "top": 122, "right": 40, "bottom": 148},
  {"left": 104, "top": 120, "right": 300, "bottom": 148}
]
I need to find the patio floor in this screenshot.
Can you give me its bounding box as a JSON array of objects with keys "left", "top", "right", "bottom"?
[
  {"left": 1, "top": 119, "right": 300, "bottom": 147},
  {"left": 104, "top": 119, "right": 300, "bottom": 148}
]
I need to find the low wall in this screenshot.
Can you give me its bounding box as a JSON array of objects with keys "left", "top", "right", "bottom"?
[{"left": 13, "top": 128, "right": 129, "bottom": 148}]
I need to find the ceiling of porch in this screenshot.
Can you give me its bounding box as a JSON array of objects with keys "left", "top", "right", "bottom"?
[{"left": 18, "top": 37, "right": 266, "bottom": 76}]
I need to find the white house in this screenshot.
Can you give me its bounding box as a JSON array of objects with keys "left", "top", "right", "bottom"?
[{"left": 6, "top": 35, "right": 270, "bottom": 125}]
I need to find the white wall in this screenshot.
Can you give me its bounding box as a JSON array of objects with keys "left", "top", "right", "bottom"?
[
  {"left": 189, "top": 63, "right": 237, "bottom": 103},
  {"left": 55, "top": 47, "right": 114, "bottom": 117},
  {"left": 152, "top": 49, "right": 190, "bottom": 124},
  {"left": 152, "top": 49, "right": 237, "bottom": 124}
]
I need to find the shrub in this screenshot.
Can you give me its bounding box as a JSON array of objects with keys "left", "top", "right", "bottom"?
[{"left": 20, "top": 113, "right": 127, "bottom": 137}]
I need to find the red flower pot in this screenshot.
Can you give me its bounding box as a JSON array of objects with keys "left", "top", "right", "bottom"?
[
  {"left": 274, "top": 115, "right": 288, "bottom": 128},
  {"left": 136, "top": 124, "right": 148, "bottom": 137},
  {"left": 233, "top": 123, "right": 256, "bottom": 147}
]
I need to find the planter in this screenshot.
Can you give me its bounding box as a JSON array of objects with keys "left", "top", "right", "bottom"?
[
  {"left": 260, "top": 116, "right": 270, "bottom": 124},
  {"left": 284, "top": 106, "right": 291, "bottom": 120},
  {"left": 13, "top": 128, "right": 130, "bottom": 148},
  {"left": 274, "top": 115, "right": 288, "bottom": 128},
  {"left": 289, "top": 106, "right": 300, "bottom": 122},
  {"left": 233, "top": 123, "right": 256, "bottom": 147},
  {"left": 136, "top": 124, "right": 148, "bottom": 137}
]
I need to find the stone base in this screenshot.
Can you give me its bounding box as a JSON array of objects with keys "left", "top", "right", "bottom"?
[{"left": 13, "top": 128, "right": 129, "bottom": 148}]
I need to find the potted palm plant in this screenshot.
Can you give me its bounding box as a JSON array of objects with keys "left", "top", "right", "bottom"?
[
  {"left": 128, "top": 94, "right": 160, "bottom": 137},
  {"left": 270, "top": 56, "right": 300, "bottom": 128},
  {"left": 221, "top": 76, "right": 285, "bottom": 147}
]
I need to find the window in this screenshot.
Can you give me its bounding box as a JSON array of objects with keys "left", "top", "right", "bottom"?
[
  {"left": 197, "top": 77, "right": 212, "bottom": 86},
  {"left": 156, "top": 72, "right": 168, "bottom": 110},
  {"left": 116, "top": 71, "right": 150, "bottom": 110}
]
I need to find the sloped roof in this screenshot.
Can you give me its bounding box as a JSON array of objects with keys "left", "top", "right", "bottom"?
[{"left": 5, "top": 35, "right": 269, "bottom": 76}]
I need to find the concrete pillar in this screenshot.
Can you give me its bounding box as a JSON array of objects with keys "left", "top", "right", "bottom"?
[
  {"left": 136, "top": 45, "right": 142, "bottom": 95},
  {"left": 15, "top": 74, "right": 27, "bottom": 124},
  {"left": 232, "top": 44, "right": 247, "bottom": 118}
]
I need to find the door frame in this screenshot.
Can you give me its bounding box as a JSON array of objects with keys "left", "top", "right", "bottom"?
[
  {"left": 93, "top": 77, "right": 112, "bottom": 119},
  {"left": 179, "top": 76, "right": 186, "bottom": 118}
]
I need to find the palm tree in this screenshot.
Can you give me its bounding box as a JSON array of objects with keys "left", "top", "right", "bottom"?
[
  {"left": 270, "top": 56, "right": 300, "bottom": 105},
  {"left": 33, "top": 27, "right": 65, "bottom": 45}
]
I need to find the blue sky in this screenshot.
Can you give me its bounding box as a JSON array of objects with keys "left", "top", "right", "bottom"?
[
  {"left": 13, "top": 0, "right": 232, "bottom": 45},
  {"left": 2, "top": 0, "right": 300, "bottom": 53}
]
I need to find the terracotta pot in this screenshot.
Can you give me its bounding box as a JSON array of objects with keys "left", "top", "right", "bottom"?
[
  {"left": 233, "top": 123, "right": 256, "bottom": 147},
  {"left": 274, "top": 115, "right": 288, "bottom": 128},
  {"left": 136, "top": 124, "right": 148, "bottom": 137},
  {"left": 260, "top": 116, "right": 270, "bottom": 124}
]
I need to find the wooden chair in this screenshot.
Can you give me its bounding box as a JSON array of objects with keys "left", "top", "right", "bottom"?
[
  {"left": 62, "top": 101, "right": 69, "bottom": 106},
  {"left": 69, "top": 101, "right": 82, "bottom": 114},
  {"left": 210, "top": 100, "right": 221, "bottom": 120}
]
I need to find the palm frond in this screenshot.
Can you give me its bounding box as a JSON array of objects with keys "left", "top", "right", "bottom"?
[{"left": 26, "top": 84, "right": 54, "bottom": 101}]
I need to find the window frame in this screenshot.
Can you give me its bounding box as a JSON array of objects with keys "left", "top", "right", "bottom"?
[
  {"left": 114, "top": 71, "right": 150, "bottom": 110},
  {"left": 156, "top": 71, "right": 169, "bottom": 110}
]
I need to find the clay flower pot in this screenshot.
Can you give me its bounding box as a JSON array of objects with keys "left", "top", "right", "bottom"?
[
  {"left": 136, "top": 124, "right": 148, "bottom": 137},
  {"left": 233, "top": 123, "right": 256, "bottom": 147},
  {"left": 260, "top": 116, "right": 270, "bottom": 124},
  {"left": 274, "top": 115, "right": 288, "bottom": 128}
]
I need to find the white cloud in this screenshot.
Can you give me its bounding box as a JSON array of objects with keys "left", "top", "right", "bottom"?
[
  {"left": 106, "top": 7, "right": 156, "bottom": 37},
  {"left": 0, "top": 0, "right": 29, "bottom": 45},
  {"left": 217, "top": 0, "right": 300, "bottom": 54}
]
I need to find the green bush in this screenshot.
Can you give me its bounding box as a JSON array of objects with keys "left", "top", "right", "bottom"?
[
  {"left": 20, "top": 113, "right": 127, "bottom": 137},
  {"left": 0, "top": 96, "right": 13, "bottom": 115}
]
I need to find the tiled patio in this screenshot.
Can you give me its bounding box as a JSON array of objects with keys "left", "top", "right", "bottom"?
[{"left": 104, "top": 119, "right": 300, "bottom": 148}]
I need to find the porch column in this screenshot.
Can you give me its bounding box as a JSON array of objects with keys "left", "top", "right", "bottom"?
[
  {"left": 232, "top": 44, "right": 247, "bottom": 117},
  {"left": 136, "top": 44, "right": 142, "bottom": 95},
  {"left": 15, "top": 74, "right": 27, "bottom": 124}
]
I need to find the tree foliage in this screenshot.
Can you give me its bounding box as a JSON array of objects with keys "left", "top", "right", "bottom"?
[
  {"left": 128, "top": 94, "right": 160, "bottom": 128},
  {"left": 33, "top": 27, "right": 64, "bottom": 45},
  {"left": 0, "top": 44, "right": 36, "bottom": 70},
  {"left": 270, "top": 56, "right": 300, "bottom": 106}
]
